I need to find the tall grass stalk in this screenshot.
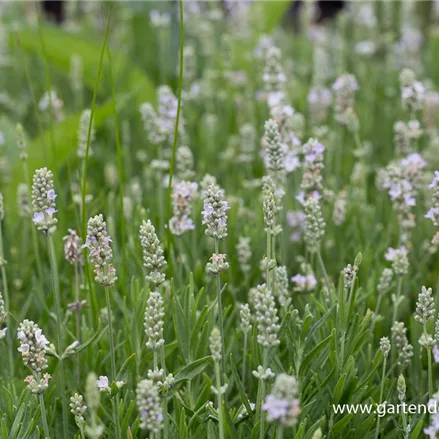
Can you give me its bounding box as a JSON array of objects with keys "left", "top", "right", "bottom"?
[
  {"left": 215, "top": 238, "right": 226, "bottom": 372},
  {"left": 107, "top": 46, "right": 127, "bottom": 286},
  {"left": 0, "top": 222, "right": 14, "bottom": 379},
  {"left": 392, "top": 276, "right": 403, "bottom": 323},
  {"left": 104, "top": 285, "right": 121, "bottom": 439},
  {"left": 47, "top": 233, "right": 68, "bottom": 438},
  {"left": 214, "top": 359, "right": 225, "bottom": 439},
  {"left": 165, "top": 0, "right": 184, "bottom": 256}
]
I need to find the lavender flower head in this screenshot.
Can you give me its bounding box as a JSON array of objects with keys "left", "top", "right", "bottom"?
[
  {"left": 332, "top": 73, "right": 359, "bottom": 123},
  {"left": 426, "top": 170, "right": 439, "bottom": 243},
  {"left": 140, "top": 220, "right": 167, "bottom": 286},
  {"left": 17, "top": 319, "right": 50, "bottom": 373},
  {"left": 31, "top": 167, "right": 58, "bottom": 233},
  {"left": 63, "top": 229, "right": 83, "bottom": 265},
  {"left": 202, "top": 183, "right": 229, "bottom": 240},
  {"left": 84, "top": 214, "right": 117, "bottom": 286},
  {"left": 399, "top": 68, "right": 425, "bottom": 113},
  {"left": 304, "top": 197, "right": 326, "bottom": 253},
  {"left": 291, "top": 273, "right": 317, "bottom": 293},
  {"left": 136, "top": 379, "right": 163, "bottom": 433},
  {"left": 169, "top": 181, "right": 198, "bottom": 236},
  {"left": 254, "top": 284, "right": 280, "bottom": 347},
  {"left": 296, "top": 138, "right": 325, "bottom": 205},
  {"left": 144, "top": 291, "right": 165, "bottom": 351},
  {"left": 383, "top": 153, "right": 426, "bottom": 243},
  {"left": 264, "top": 119, "right": 286, "bottom": 185},
  {"left": 263, "top": 373, "right": 300, "bottom": 427},
  {"left": 263, "top": 46, "right": 286, "bottom": 110},
  {"left": 262, "top": 176, "right": 282, "bottom": 236},
  {"left": 307, "top": 86, "right": 332, "bottom": 123},
  {"left": 385, "top": 246, "right": 409, "bottom": 277}
]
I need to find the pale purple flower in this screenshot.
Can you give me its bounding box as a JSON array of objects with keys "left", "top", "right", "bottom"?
[
  {"left": 424, "top": 413, "right": 439, "bottom": 439},
  {"left": 32, "top": 212, "right": 44, "bottom": 225},
  {"left": 17, "top": 343, "right": 29, "bottom": 354},
  {"left": 426, "top": 207, "right": 439, "bottom": 221},
  {"left": 263, "top": 395, "right": 289, "bottom": 420},
  {"left": 169, "top": 181, "right": 198, "bottom": 236},
  {"left": 35, "top": 329, "right": 49, "bottom": 347},
  {"left": 434, "top": 345, "right": 439, "bottom": 363},
  {"left": 96, "top": 376, "right": 110, "bottom": 391},
  {"left": 428, "top": 171, "right": 439, "bottom": 190},
  {"left": 385, "top": 246, "right": 407, "bottom": 262},
  {"left": 284, "top": 152, "right": 300, "bottom": 173},
  {"left": 291, "top": 274, "right": 317, "bottom": 292},
  {"left": 47, "top": 189, "right": 57, "bottom": 201},
  {"left": 287, "top": 211, "right": 305, "bottom": 229},
  {"left": 305, "top": 141, "right": 325, "bottom": 163},
  {"left": 295, "top": 190, "right": 321, "bottom": 205}
]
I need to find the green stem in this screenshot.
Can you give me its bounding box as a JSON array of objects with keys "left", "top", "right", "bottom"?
[
  {"left": 74, "top": 262, "right": 81, "bottom": 381},
  {"left": 215, "top": 361, "right": 225, "bottom": 439},
  {"left": 375, "top": 356, "right": 387, "bottom": 439},
  {"left": 22, "top": 160, "right": 45, "bottom": 298},
  {"left": 0, "top": 223, "right": 14, "bottom": 379},
  {"left": 391, "top": 276, "right": 403, "bottom": 323},
  {"left": 241, "top": 332, "right": 248, "bottom": 386},
  {"left": 107, "top": 45, "right": 127, "bottom": 286},
  {"left": 105, "top": 286, "right": 121, "bottom": 439},
  {"left": 425, "top": 324, "right": 433, "bottom": 397},
  {"left": 81, "top": 8, "right": 112, "bottom": 238},
  {"left": 317, "top": 249, "right": 331, "bottom": 295},
  {"left": 47, "top": 234, "right": 68, "bottom": 438},
  {"left": 258, "top": 350, "right": 268, "bottom": 439},
  {"left": 214, "top": 238, "right": 226, "bottom": 373},
  {"left": 160, "top": 344, "right": 169, "bottom": 439},
  {"left": 428, "top": 347, "right": 433, "bottom": 397},
  {"left": 165, "top": 0, "right": 184, "bottom": 254},
  {"left": 39, "top": 393, "right": 51, "bottom": 439}
]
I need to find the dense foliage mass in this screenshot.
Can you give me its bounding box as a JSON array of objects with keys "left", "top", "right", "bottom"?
[{"left": 1, "top": 1, "right": 439, "bottom": 438}]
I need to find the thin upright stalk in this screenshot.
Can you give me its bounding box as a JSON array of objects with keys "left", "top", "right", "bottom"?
[
  {"left": 74, "top": 262, "right": 81, "bottom": 381},
  {"left": 375, "top": 356, "right": 387, "bottom": 439},
  {"left": 104, "top": 286, "right": 121, "bottom": 439},
  {"left": 266, "top": 232, "right": 271, "bottom": 290},
  {"left": 424, "top": 325, "right": 433, "bottom": 397},
  {"left": 160, "top": 344, "right": 169, "bottom": 439},
  {"left": 241, "top": 332, "right": 248, "bottom": 386},
  {"left": 257, "top": 350, "right": 268, "bottom": 439},
  {"left": 317, "top": 249, "right": 331, "bottom": 294},
  {"left": 107, "top": 46, "right": 127, "bottom": 286},
  {"left": 22, "top": 160, "right": 45, "bottom": 296},
  {"left": 391, "top": 276, "right": 403, "bottom": 323},
  {"left": 39, "top": 393, "right": 51, "bottom": 439},
  {"left": 427, "top": 347, "right": 433, "bottom": 397},
  {"left": 47, "top": 234, "right": 68, "bottom": 438},
  {"left": 0, "top": 224, "right": 14, "bottom": 378},
  {"left": 215, "top": 361, "right": 225, "bottom": 439},
  {"left": 214, "top": 238, "right": 226, "bottom": 372}
]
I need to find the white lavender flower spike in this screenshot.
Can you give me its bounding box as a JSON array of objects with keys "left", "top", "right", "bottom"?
[
  {"left": 140, "top": 220, "right": 167, "bottom": 287},
  {"left": 84, "top": 214, "right": 117, "bottom": 286},
  {"left": 136, "top": 379, "right": 163, "bottom": 433},
  {"left": 31, "top": 167, "right": 58, "bottom": 233}
]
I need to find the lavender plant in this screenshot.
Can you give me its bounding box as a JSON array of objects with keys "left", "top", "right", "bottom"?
[{"left": 2, "top": 3, "right": 439, "bottom": 439}]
